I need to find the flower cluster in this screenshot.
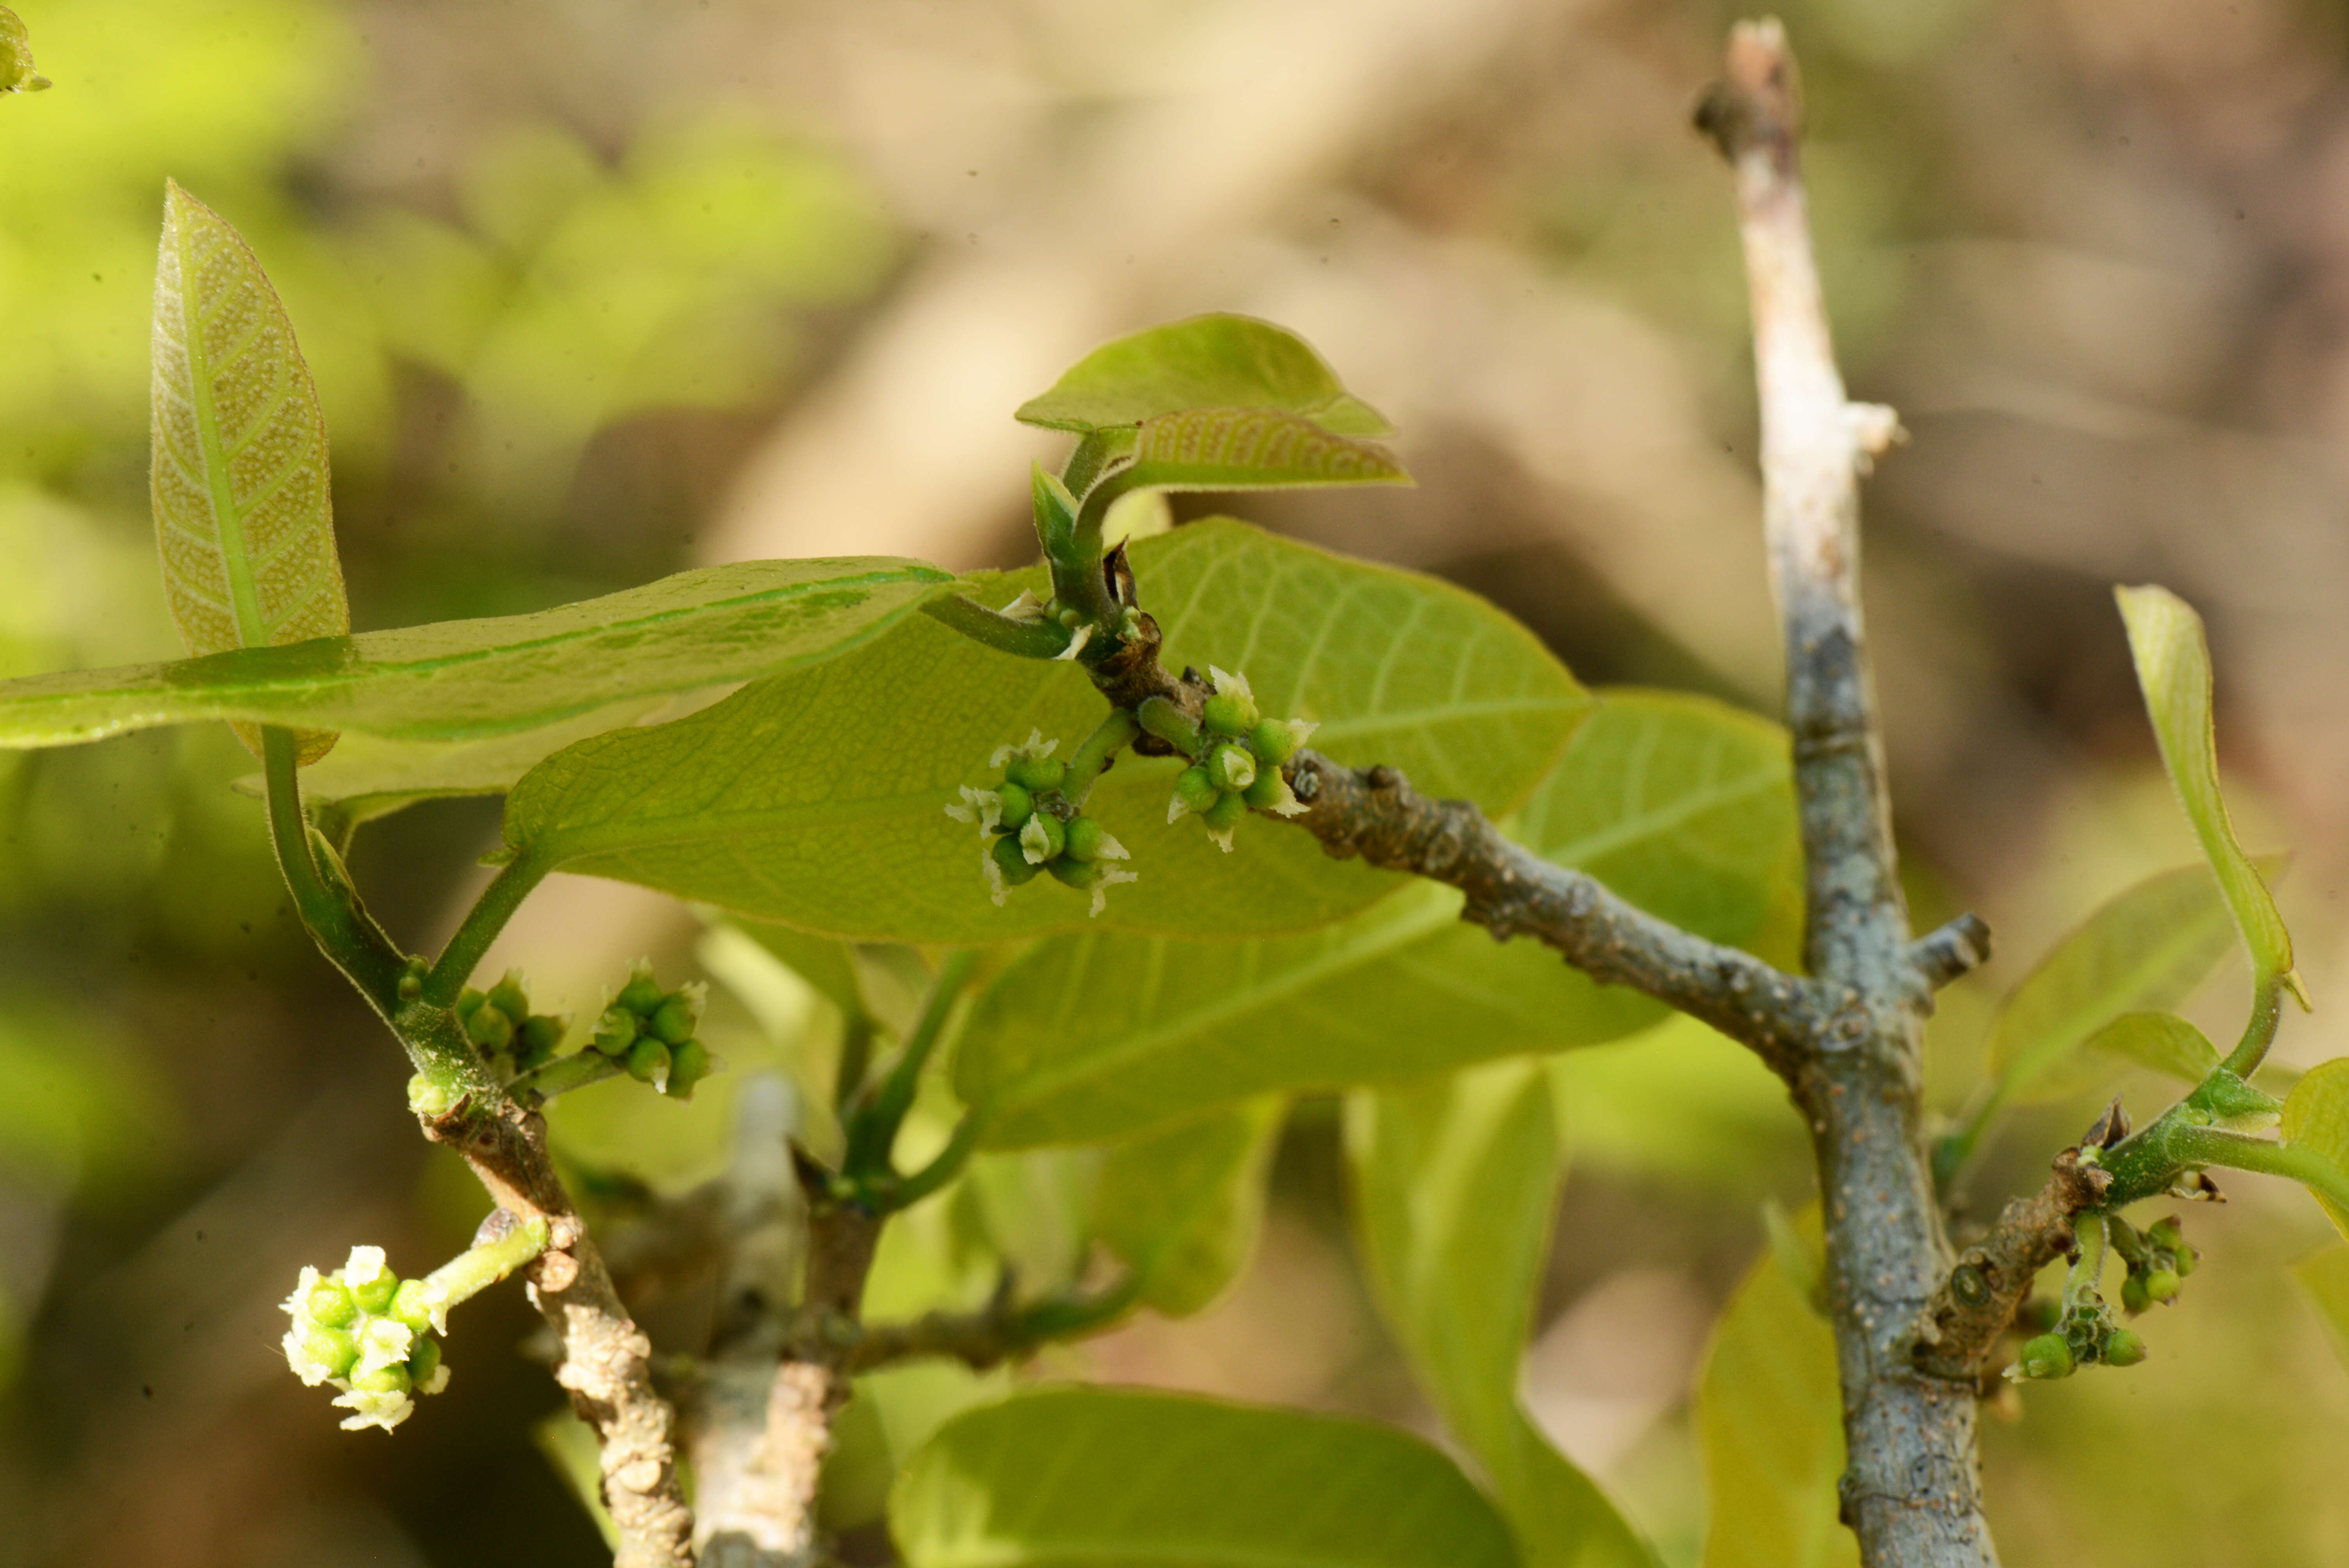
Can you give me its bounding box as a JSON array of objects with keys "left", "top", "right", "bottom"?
[
  {"left": 1156, "top": 669, "right": 1313, "bottom": 851},
  {"left": 2117, "top": 1213, "right": 2199, "bottom": 1316},
  {"left": 454, "top": 969, "right": 569, "bottom": 1082},
  {"left": 948, "top": 729, "right": 1137, "bottom": 917},
  {"left": 281, "top": 1245, "right": 452, "bottom": 1432},
  {"left": 588, "top": 961, "right": 715, "bottom": 1097}
]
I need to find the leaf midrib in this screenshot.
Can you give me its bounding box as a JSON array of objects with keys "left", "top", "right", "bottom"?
[{"left": 172, "top": 213, "right": 270, "bottom": 648}]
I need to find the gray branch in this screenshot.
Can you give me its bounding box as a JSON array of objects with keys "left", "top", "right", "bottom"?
[
  {"left": 1912, "top": 1149, "right": 2110, "bottom": 1382},
  {"left": 1699, "top": 20, "right": 1997, "bottom": 1566}
]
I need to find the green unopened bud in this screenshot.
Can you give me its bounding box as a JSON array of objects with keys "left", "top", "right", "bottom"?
[
  {"left": 592, "top": 1006, "right": 640, "bottom": 1056},
  {"left": 487, "top": 971, "right": 531, "bottom": 1026},
  {"left": 1241, "top": 770, "right": 1290, "bottom": 811},
  {"left": 2121, "top": 1274, "right": 2151, "bottom": 1316},
  {"left": 1203, "top": 690, "right": 1258, "bottom": 737},
  {"left": 456, "top": 987, "right": 488, "bottom": 1021},
  {"left": 1205, "top": 744, "right": 1256, "bottom": 793},
  {"left": 352, "top": 1361, "right": 412, "bottom": 1397},
  {"left": 616, "top": 963, "right": 665, "bottom": 1017},
  {"left": 1007, "top": 753, "right": 1066, "bottom": 793},
  {"left": 2171, "top": 1242, "right": 2199, "bottom": 1278},
  {"left": 2100, "top": 1328, "right": 2148, "bottom": 1367},
  {"left": 1050, "top": 856, "right": 1103, "bottom": 891},
  {"left": 2016, "top": 1332, "right": 2075, "bottom": 1380},
  {"left": 666, "top": 1039, "right": 712, "bottom": 1099},
  {"left": 389, "top": 1279, "right": 445, "bottom": 1336},
  {"left": 2144, "top": 1269, "right": 2180, "bottom": 1304},
  {"left": 407, "top": 1072, "right": 460, "bottom": 1119},
  {"left": 298, "top": 1324, "right": 359, "bottom": 1382},
  {"left": 627, "top": 1037, "right": 672, "bottom": 1088},
  {"left": 406, "top": 1335, "right": 444, "bottom": 1391},
  {"left": 1173, "top": 766, "right": 1220, "bottom": 815},
  {"left": 465, "top": 1001, "right": 515, "bottom": 1053},
  {"left": 1249, "top": 719, "right": 1302, "bottom": 766},
  {"left": 996, "top": 780, "right": 1035, "bottom": 830},
  {"left": 992, "top": 832, "right": 1042, "bottom": 886},
  {"left": 1203, "top": 791, "right": 1248, "bottom": 832},
  {"left": 649, "top": 995, "right": 697, "bottom": 1046},
  {"left": 2147, "top": 1216, "right": 2182, "bottom": 1250},
  {"left": 1020, "top": 812, "right": 1067, "bottom": 865},
  {"left": 518, "top": 1014, "right": 567, "bottom": 1066},
  {"left": 306, "top": 1279, "right": 358, "bottom": 1328},
  {"left": 1063, "top": 816, "right": 1110, "bottom": 863}
]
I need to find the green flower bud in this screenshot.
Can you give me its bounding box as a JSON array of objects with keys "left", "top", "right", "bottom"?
[
  {"left": 592, "top": 1006, "right": 640, "bottom": 1056},
  {"left": 1249, "top": 719, "right": 1301, "bottom": 766},
  {"left": 518, "top": 1014, "right": 567, "bottom": 1065},
  {"left": 298, "top": 1323, "right": 360, "bottom": 1381},
  {"left": 487, "top": 971, "right": 531, "bottom": 1026},
  {"left": 616, "top": 963, "right": 666, "bottom": 1017},
  {"left": 649, "top": 996, "right": 697, "bottom": 1046},
  {"left": 666, "top": 1039, "right": 712, "bottom": 1099},
  {"left": 350, "top": 1272, "right": 398, "bottom": 1316},
  {"left": 389, "top": 1279, "right": 446, "bottom": 1336},
  {"left": 2147, "top": 1216, "right": 2182, "bottom": 1248},
  {"left": 1205, "top": 744, "right": 1256, "bottom": 794},
  {"left": 2171, "top": 1242, "right": 2199, "bottom": 1278},
  {"left": 2016, "top": 1332, "right": 2075, "bottom": 1380},
  {"left": 2121, "top": 1274, "right": 2151, "bottom": 1316},
  {"left": 1020, "top": 812, "right": 1067, "bottom": 865},
  {"left": 992, "top": 833, "right": 1043, "bottom": 886},
  {"left": 2144, "top": 1269, "right": 2180, "bottom": 1304},
  {"left": 1203, "top": 690, "right": 1258, "bottom": 738},
  {"left": 1063, "top": 816, "right": 1110, "bottom": 863},
  {"left": 1241, "top": 770, "right": 1289, "bottom": 811},
  {"left": 465, "top": 1000, "right": 515, "bottom": 1053},
  {"left": 1173, "top": 766, "right": 1220, "bottom": 814},
  {"left": 352, "top": 1361, "right": 413, "bottom": 1397},
  {"left": 996, "top": 780, "right": 1035, "bottom": 830},
  {"left": 627, "top": 1037, "right": 672, "bottom": 1087},
  {"left": 1006, "top": 754, "right": 1066, "bottom": 793},
  {"left": 2100, "top": 1328, "right": 2149, "bottom": 1367},
  {"left": 406, "top": 1335, "right": 444, "bottom": 1390},
  {"left": 1050, "top": 855, "right": 1103, "bottom": 891},
  {"left": 306, "top": 1279, "right": 358, "bottom": 1329},
  {"left": 1203, "top": 791, "right": 1248, "bottom": 832}
]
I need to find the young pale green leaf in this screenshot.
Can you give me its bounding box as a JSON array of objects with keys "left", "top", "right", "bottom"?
[
  {"left": 499, "top": 519, "right": 1588, "bottom": 943},
  {"left": 955, "top": 689, "right": 1797, "bottom": 1146},
  {"left": 1116, "top": 407, "right": 1411, "bottom": 494},
  {"left": 2292, "top": 1245, "right": 2349, "bottom": 1372},
  {"left": 2081, "top": 1012, "right": 2221, "bottom": 1086},
  {"left": 1982, "top": 862, "right": 2244, "bottom": 1108},
  {"left": 1, "top": 5, "right": 50, "bottom": 93},
  {"left": 2283, "top": 1059, "right": 2349, "bottom": 1241},
  {"left": 1015, "top": 313, "right": 1395, "bottom": 438},
  {"left": 1093, "top": 1098, "right": 1284, "bottom": 1318},
  {"left": 890, "top": 1386, "right": 1518, "bottom": 1568},
  {"left": 732, "top": 919, "right": 868, "bottom": 1024},
  {"left": 152, "top": 182, "right": 350, "bottom": 762},
  {"left": 1698, "top": 1226, "right": 1857, "bottom": 1568},
  {"left": 1347, "top": 1060, "right": 1656, "bottom": 1568},
  {"left": 0, "top": 559, "right": 949, "bottom": 752},
  {"left": 2115, "top": 585, "right": 2302, "bottom": 1002}
]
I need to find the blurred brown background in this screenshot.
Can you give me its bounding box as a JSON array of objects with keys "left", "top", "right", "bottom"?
[{"left": 3, "top": 0, "right": 2348, "bottom": 1563}]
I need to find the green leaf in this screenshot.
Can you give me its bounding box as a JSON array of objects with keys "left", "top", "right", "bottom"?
[
  {"left": 1015, "top": 313, "right": 1395, "bottom": 438},
  {"left": 2081, "top": 1012, "right": 2221, "bottom": 1086},
  {"left": 1698, "top": 1226, "right": 1858, "bottom": 1568},
  {"left": 0, "top": 5, "right": 50, "bottom": 94},
  {"left": 2115, "top": 585, "right": 2302, "bottom": 1002},
  {"left": 2283, "top": 1059, "right": 2349, "bottom": 1241},
  {"left": 1093, "top": 1098, "right": 1284, "bottom": 1318},
  {"left": 151, "top": 181, "right": 350, "bottom": 763},
  {"left": 890, "top": 1386, "right": 1518, "bottom": 1568},
  {"left": 1982, "top": 862, "right": 2245, "bottom": 1108},
  {"left": 1117, "top": 407, "right": 1410, "bottom": 494},
  {"left": 2291, "top": 1245, "right": 2349, "bottom": 1372},
  {"left": 955, "top": 689, "right": 1795, "bottom": 1146},
  {"left": 498, "top": 519, "right": 1587, "bottom": 943},
  {"left": 0, "top": 558, "right": 950, "bottom": 751},
  {"left": 1346, "top": 1060, "right": 1655, "bottom": 1568},
  {"left": 733, "top": 919, "right": 868, "bottom": 1023}
]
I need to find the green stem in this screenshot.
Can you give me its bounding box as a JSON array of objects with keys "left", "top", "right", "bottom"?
[
  {"left": 423, "top": 848, "right": 554, "bottom": 1010},
  {"left": 835, "top": 1012, "right": 876, "bottom": 1112},
  {"left": 2167, "top": 1125, "right": 2349, "bottom": 1216},
  {"left": 882, "top": 1110, "right": 988, "bottom": 1211},
  {"left": 424, "top": 1216, "right": 551, "bottom": 1304},
  {"left": 2062, "top": 1213, "right": 2109, "bottom": 1310},
  {"left": 844, "top": 950, "right": 979, "bottom": 1180},
  {"left": 2222, "top": 973, "right": 2285, "bottom": 1078},
  {"left": 510, "top": 1048, "right": 624, "bottom": 1105},
  {"left": 1016, "top": 1275, "right": 1144, "bottom": 1344},
  {"left": 1059, "top": 426, "right": 1136, "bottom": 501},
  {"left": 1062, "top": 708, "right": 1140, "bottom": 806},
  {"left": 922, "top": 594, "right": 1071, "bottom": 660},
  {"left": 261, "top": 727, "right": 408, "bottom": 1015}
]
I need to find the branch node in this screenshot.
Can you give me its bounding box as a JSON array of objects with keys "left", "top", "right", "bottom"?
[{"left": 1910, "top": 912, "right": 1993, "bottom": 993}]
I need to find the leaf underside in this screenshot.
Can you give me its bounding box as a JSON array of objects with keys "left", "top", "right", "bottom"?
[
  {"left": 152, "top": 181, "right": 349, "bottom": 761},
  {"left": 1121, "top": 407, "right": 1410, "bottom": 492},
  {"left": 1093, "top": 1098, "right": 1284, "bottom": 1318},
  {"left": 2283, "top": 1059, "right": 2349, "bottom": 1240}
]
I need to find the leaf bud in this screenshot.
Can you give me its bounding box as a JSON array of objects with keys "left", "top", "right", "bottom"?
[
  {"left": 666, "top": 1039, "right": 712, "bottom": 1099},
  {"left": 1203, "top": 791, "right": 1248, "bottom": 832},
  {"left": 407, "top": 1072, "right": 460, "bottom": 1119},
  {"left": 1205, "top": 744, "right": 1256, "bottom": 794},
  {"left": 1172, "top": 766, "right": 1220, "bottom": 815},
  {"left": 992, "top": 833, "right": 1042, "bottom": 887},
  {"left": 996, "top": 780, "right": 1035, "bottom": 830},
  {"left": 306, "top": 1279, "right": 358, "bottom": 1329},
  {"left": 1249, "top": 719, "right": 1302, "bottom": 766},
  {"left": 616, "top": 962, "right": 666, "bottom": 1017},
  {"left": 626, "top": 1037, "right": 672, "bottom": 1089},
  {"left": 487, "top": 971, "right": 531, "bottom": 1026},
  {"left": 2016, "top": 1332, "right": 2075, "bottom": 1380},
  {"left": 2144, "top": 1269, "right": 2180, "bottom": 1304},
  {"left": 396, "top": 959, "right": 426, "bottom": 1002},
  {"left": 1007, "top": 753, "right": 1066, "bottom": 793},
  {"left": 1020, "top": 813, "right": 1067, "bottom": 865},
  {"left": 2100, "top": 1328, "right": 2149, "bottom": 1367},
  {"left": 592, "top": 1006, "right": 640, "bottom": 1056},
  {"left": 649, "top": 995, "right": 697, "bottom": 1046},
  {"left": 1203, "top": 690, "right": 1258, "bottom": 738}
]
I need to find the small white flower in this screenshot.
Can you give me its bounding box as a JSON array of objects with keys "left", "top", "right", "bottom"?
[
  {"left": 1167, "top": 794, "right": 1193, "bottom": 825},
  {"left": 1052, "top": 623, "right": 1094, "bottom": 661},
  {"left": 355, "top": 1315, "right": 417, "bottom": 1377},
  {"left": 1207, "top": 665, "right": 1254, "bottom": 706},
  {"left": 998, "top": 590, "right": 1049, "bottom": 622},
  {"left": 333, "top": 1382, "right": 417, "bottom": 1433},
  {"left": 989, "top": 729, "right": 1058, "bottom": 769},
  {"left": 1093, "top": 830, "right": 1130, "bottom": 861},
  {"left": 1089, "top": 866, "right": 1139, "bottom": 918},
  {"left": 343, "top": 1245, "right": 392, "bottom": 1292},
  {"left": 281, "top": 1264, "right": 323, "bottom": 1322},
  {"left": 1019, "top": 816, "right": 1055, "bottom": 865},
  {"left": 981, "top": 845, "right": 1009, "bottom": 906},
  {"left": 1253, "top": 772, "right": 1309, "bottom": 818},
  {"left": 1205, "top": 825, "right": 1237, "bottom": 854}
]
